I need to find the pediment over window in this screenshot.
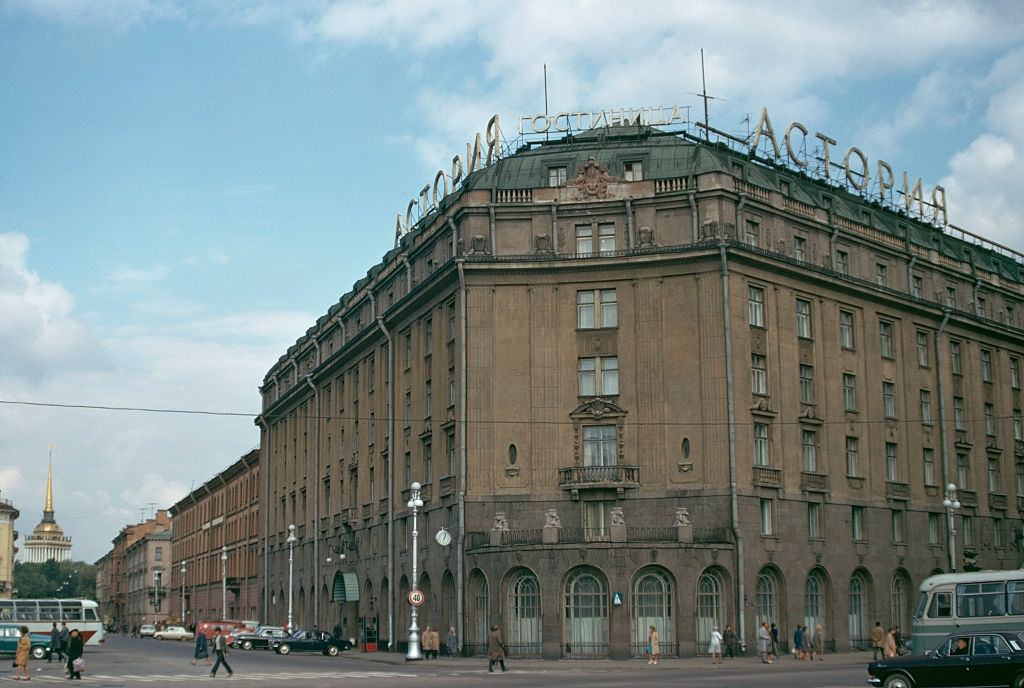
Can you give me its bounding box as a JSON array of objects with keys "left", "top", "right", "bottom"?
[
  {"left": 750, "top": 396, "right": 778, "bottom": 419},
  {"left": 570, "top": 398, "right": 627, "bottom": 421}
]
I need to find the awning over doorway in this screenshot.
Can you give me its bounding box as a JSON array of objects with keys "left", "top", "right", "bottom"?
[{"left": 332, "top": 571, "right": 360, "bottom": 602}]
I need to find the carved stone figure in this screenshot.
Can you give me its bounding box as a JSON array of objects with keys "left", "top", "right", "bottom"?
[
  {"left": 470, "top": 234, "right": 488, "bottom": 255},
  {"left": 566, "top": 157, "right": 621, "bottom": 200},
  {"left": 544, "top": 508, "right": 561, "bottom": 528},
  {"left": 610, "top": 507, "right": 625, "bottom": 527},
  {"left": 492, "top": 512, "right": 509, "bottom": 531},
  {"left": 638, "top": 226, "right": 655, "bottom": 248},
  {"left": 534, "top": 234, "right": 552, "bottom": 253},
  {"left": 674, "top": 507, "right": 691, "bottom": 527}
]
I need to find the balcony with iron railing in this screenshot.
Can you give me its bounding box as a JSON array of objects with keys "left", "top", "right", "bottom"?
[{"left": 558, "top": 464, "right": 640, "bottom": 492}]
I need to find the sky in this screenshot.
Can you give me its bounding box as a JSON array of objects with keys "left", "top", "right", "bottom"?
[{"left": 1, "top": 0, "right": 1024, "bottom": 564}]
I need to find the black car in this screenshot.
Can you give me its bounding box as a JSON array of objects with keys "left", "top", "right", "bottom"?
[
  {"left": 231, "top": 626, "right": 288, "bottom": 650},
  {"left": 868, "top": 630, "right": 1024, "bottom": 688},
  {"left": 270, "top": 629, "right": 350, "bottom": 656}
]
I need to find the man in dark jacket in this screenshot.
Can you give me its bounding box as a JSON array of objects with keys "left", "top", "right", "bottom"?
[
  {"left": 48, "top": 622, "right": 63, "bottom": 662},
  {"left": 723, "top": 625, "right": 736, "bottom": 658},
  {"left": 59, "top": 622, "right": 70, "bottom": 660}
]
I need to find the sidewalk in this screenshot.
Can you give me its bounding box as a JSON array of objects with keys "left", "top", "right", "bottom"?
[{"left": 343, "top": 649, "right": 873, "bottom": 671}]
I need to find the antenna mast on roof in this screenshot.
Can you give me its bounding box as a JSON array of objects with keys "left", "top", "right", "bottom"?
[
  {"left": 543, "top": 63, "right": 550, "bottom": 141},
  {"left": 689, "top": 48, "right": 724, "bottom": 141}
]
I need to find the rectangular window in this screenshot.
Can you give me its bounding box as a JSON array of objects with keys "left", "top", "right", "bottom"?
[
  {"left": 624, "top": 161, "right": 643, "bottom": 182},
  {"left": 745, "top": 220, "right": 760, "bottom": 247},
  {"left": 753, "top": 423, "right": 770, "bottom": 466},
  {"left": 977, "top": 296, "right": 987, "bottom": 318},
  {"left": 891, "top": 510, "right": 904, "bottom": 543},
  {"left": 883, "top": 381, "right": 897, "bottom": 418},
  {"left": 751, "top": 354, "right": 767, "bottom": 395},
  {"left": 994, "top": 518, "right": 1005, "bottom": 548},
  {"left": 576, "top": 225, "right": 593, "bottom": 254},
  {"left": 446, "top": 429, "right": 456, "bottom": 476},
  {"left": 962, "top": 515, "right": 973, "bottom": 548},
  {"left": 404, "top": 331, "right": 412, "bottom": 369},
  {"left": 808, "top": 502, "right": 821, "bottom": 539},
  {"left": 548, "top": 166, "right": 567, "bottom": 187},
  {"left": 424, "top": 318, "right": 433, "bottom": 356},
  {"left": 748, "top": 286, "right": 765, "bottom": 327},
  {"left": 578, "top": 356, "right": 618, "bottom": 396},
  {"left": 923, "top": 448, "right": 935, "bottom": 486},
  {"left": 916, "top": 331, "right": 929, "bottom": 367},
  {"left": 802, "top": 429, "right": 818, "bottom": 472},
  {"left": 447, "top": 366, "right": 455, "bottom": 407},
  {"left": 576, "top": 288, "right": 618, "bottom": 329},
  {"left": 950, "top": 340, "right": 962, "bottom": 375},
  {"left": 879, "top": 321, "right": 894, "bottom": 358},
  {"left": 1014, "top": 409, "right": 1022, "bottom": 441},
  {"left": 985, "top": 403, "right": 996, "bottom": 436},
  {"left": 912, "top": 274, "right": 923, "bottom": 298},
  {"left": 843, "top": 373, "right": 857, "bottom": 412},
  {"left": 793, "top": 236, "right": 806, "bottom": 261},
  {"left": 989, "top": 457, "right": 1000, "bottom": 493},
  {"left": 759, "top": 498, "right": 773, "bottom": 536},
  {"left": 425, "top": 380, "right": 432, "bottom": 417},
  {"left": 423, "top": 440, "right": 433, "bottom": 483},
  {"left": 839, "top": 310, "right": 855, "bottom": 349},
  {"left": 582, "top": 425, "right": 617, "bottom": 466},
  {"left": 875, "top": 263, "right": 888, "bottom": 287},
  {"left": 945, "top": 285, "right": 956, "bottom": 308},
  {"left": 796, "top": 298, "right": 812, "bottom": 339},
  {"left": 957, "top": 453, "right": 969, "bottom": 489},
  {"left": 584, "top": 501, "right": 612, "bottom": 539},
  {"left": 799, "top": 364, "right": 814, "bottom": 404},
  {"left": 404, "top": 390, "right": 412, "bottom": 426},
  {"left": 928, "top": 513, "right": 940, "bottom": 545},
  {"left": 846, "top": 436, "right": 860, "bottom": 477},
  {"left": 920, "top": 389, "right": 932, "bottom": 424},
  {"left": 954, "top": 396, "right": 966, "bottom": 431},
  {"left": 598, "top": 223, "right": 615, "bottom": 253},
  {"left": 852, "top": 506, "right": 865, "bottom": 541},
  {"left": 577, "top": 290, "right": 594, "bottom": 329},
  {"left": 155, "top": 547, "right": 163, "bottom": 561},
  {"left": 600, "top": 289, "right": 618, "bottom": 328},
  {"left": 885, "top": 442, "right": 899, "bottom": 481},
  {"left": 836, "top": 250, "right": 849, "bottom": 275},
  {"left": 1012, "top": 357, "right": 1021, "bottom": 389},
  {"left": 447, "top": 301, "right": 456, "bottom": 341},
  {"left": 1017, "top": 463, "right": 1024, "bottom": 497},
  {"left": 981, "top": 349, "right": 993, "bottom": 383}
]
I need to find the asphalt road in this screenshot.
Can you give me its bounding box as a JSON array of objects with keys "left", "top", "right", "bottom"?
[{"left": 10, "top": 635, "right": 873, "bottom": 687}]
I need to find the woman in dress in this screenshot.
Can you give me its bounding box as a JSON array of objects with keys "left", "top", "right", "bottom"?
[
  {"left": 65, "top": 628, "right": 84, "bottom": 680},
  {"left": 810, "top": 624, "right": 825, "bottom": 661},
  {"left": 709, "top": 626, "right": 723, "bottom": 665},
  {"left": 13, "top": 625, "right": 30, "bottom": 681},
  {"left": 647, "top": 625, "right": 660, "bottom": 665}
]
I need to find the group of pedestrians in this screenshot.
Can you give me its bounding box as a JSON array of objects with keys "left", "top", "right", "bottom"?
[
  {"left": 11, "top": 621, "right": 83, "bottom": 681},
  {"left": 870, "top": 621, "right": 905, "bottom": 658},
  {"left": 192, "top": 627, "right": 232, "bottom": 677},
  {"left": 791, "top": 623, "right": 825, "bottom": 660}
]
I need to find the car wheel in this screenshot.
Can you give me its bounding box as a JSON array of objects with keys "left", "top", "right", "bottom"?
[
  {"left": 1013, "top": 674, "right": 1024, "bottom": 688},
  {"left": 30, "top": 645, "right": 46, "bottom": 660},
  {"left": 277, "top": 644, "right": 291, "bottom": 655},
  {"left": 158, "top": 636, "right": 164, "bottom": 640},
  {"left": 242, "top": 641, "right": 253, "bottom": 651},
  {"left": 326, "top": 645, "right": 339, "bottom": 656},
  {"left": 883, "top": 673, "right": 913, "bottom": 688}
]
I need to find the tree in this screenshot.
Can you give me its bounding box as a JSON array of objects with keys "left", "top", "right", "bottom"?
[{"left": 13, "top": 561, "right": 96, "bottom": 599}]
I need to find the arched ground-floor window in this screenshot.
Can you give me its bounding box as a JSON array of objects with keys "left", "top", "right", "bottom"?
[
  {"left": 564, "top": 567, "right": 608, "bottom": 657},
  {"left": 695, "top": 568, "right": 725, "bottom": 655},
  {"left": 507, "top": 569, "right": 541, "bottom": 657},
  {"left": 631, "top": 567, "right": 674, "bottom": 657}
]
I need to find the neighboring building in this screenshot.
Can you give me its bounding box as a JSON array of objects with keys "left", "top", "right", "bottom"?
[
  {"left": 0, "top": 495, "right": 19, "bottom": 598},
  {"left": 22, "top": 455, "right": 72, "bottom": 563},
  {"left": 94, "top": 510, "right": 170, "bottom": 630},
  {"left": 168, "top": 449, "right": 260, "bottom": 625},
  {"left": 257, "top": 124, "right": 1024, "bottom": 658},
  {"left": 123, "top": 529, "right": 172, "bottom": 628}
]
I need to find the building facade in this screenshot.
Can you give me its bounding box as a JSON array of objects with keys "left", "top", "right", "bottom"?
[
  {"left": 94, "top": 510, "right": 170, "bottom": 630},
  {"left": 123, "top": 529, "right": 172, "bottom": 628},
  {"left": 168, "top": 450, "right": 260, "bottom": 625},
  {"left": 0, "top": 496, "right": 19, "bottom": 598},
  {"left": 257, "top": 125, "right": 1024, "bottom": 658},
  {"left": 22, "top": 456, "right": 71, "bottom": 563}
]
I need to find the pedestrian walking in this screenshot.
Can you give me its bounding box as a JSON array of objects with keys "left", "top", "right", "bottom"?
[
  {"left": 894, "top": 625, "right": 906, "bottom": 655},
  {"left": 884, "top": 626, "right": 898, "bottom": 658},
  {"left": 209, "top": 627, "right": 233, "bottom": 678},
  {"left": 424, "top": 626, "right": 439, "bottom": 659},
  {"left": 810, "top": 624, "right": 824, "bottom": 661},
  {"left": 709, "top": 626, "right": 723, "bottom": 664},
  {"left": 722, "top": 624, "right": 736, "bottom": 658},
  {"left": 192, "top": 631, "right": 211, "bottom": 666},
  {"left": 446, "top": 626, "right": 459, "bottom": 658},
  {"left": 48, "top": 621, "right": 63, "bottom": 662},
  {"left": 870, "top": 621, "right": 885, "bottom": 659},
  {"left": 66, "top": 628, "right": 84, "bottom": 680},
  {"left": 793, "top": 625, "right": 805, "bottom": 660},
  {"left": 770, "top": 622, "right": 779, "bottom": 661},
  {"left": 59, "top": 621, "right": 69, "bottom": 659},
  {"left": 647, "top": 625, "right": 660, "bottom": 665},
  {"left": 13, "top": 625, "right": 31, "bottom": 681},
  {"left": 758, "top": 621, "right": 773, "bottom": 663},
  {"left": 487, "top": 626, "right": 507, "bottom": 673}
]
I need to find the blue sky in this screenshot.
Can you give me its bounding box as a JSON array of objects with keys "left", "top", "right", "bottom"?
[{"left": 1, "top": 0, "right": 1023, "bottom": 562}]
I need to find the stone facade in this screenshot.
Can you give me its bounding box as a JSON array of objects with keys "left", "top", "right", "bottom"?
[
  {"left": 0, "top": 497, "right": 19, "bottom": 598},
  {"left": 168, "top": 450, "right": 261, "bottom": 625},
  {"left": 257, "top": 127, "right": 1024, "bottom": 657},
  {"left": 94, "top": 510, "right": 170, "bottom": 630},
  {"left": 123, "top": 529, "right": 172, "bottom": 628}
]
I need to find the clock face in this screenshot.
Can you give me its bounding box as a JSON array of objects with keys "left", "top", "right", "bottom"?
[{"left": 435, "top": 529, "right": 451, "bottom": 546}]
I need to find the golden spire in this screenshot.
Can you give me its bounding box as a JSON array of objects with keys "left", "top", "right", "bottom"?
[{"left": 44, "top": 446, "right": 54, "bottom": 515}]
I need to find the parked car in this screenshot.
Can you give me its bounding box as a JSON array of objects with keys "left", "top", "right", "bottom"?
[
  {"left": 138, "top": 624, "right": 157, "bottom": 638},
  {"left": 196, "top": 620, "right": 252, "bottom": 646},
  {"left": 0, "top": 624, "right": 51, "bottom": 660},
  {"left": 232, "top": 626, "right": 288, "bottom": 650},
  {"left": 153, "top": 625, "right": 194, "bottom": 641},
  {"left": 270, "top": 629, "right": 347, "bottom": 656},
  {"left": 867, "top": 629, "right": 1024, "bottom": 688}
]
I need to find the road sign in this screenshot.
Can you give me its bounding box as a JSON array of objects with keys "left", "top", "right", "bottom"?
[
  {"left": 408, "top": 590, "right": 425, "bottom": 607},
  {"left": 612, "top": 592, "right": 623, "bottom": 606}
]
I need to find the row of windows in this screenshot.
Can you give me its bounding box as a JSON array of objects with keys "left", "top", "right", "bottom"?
[{"left": 547, "top": 161, "right": 643, "bottom": 188}]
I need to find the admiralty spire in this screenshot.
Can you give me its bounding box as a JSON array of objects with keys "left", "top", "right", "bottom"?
[{"left": 22, "top": 449, "right": 71, "bottom": 563}]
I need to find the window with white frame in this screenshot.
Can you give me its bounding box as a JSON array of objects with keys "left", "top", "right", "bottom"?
[
  {"left": 577, "top": 289, "right": 617, "bottom": 329},
  {"left": 928, "top": 513, "right": 940, "bottom": 545},
  {"left": 753, "top": 423, "right": 770, "bottom": 466},
  {"left": 891, "top": 510, "right": 904, "bottom": 543},
  {"left": 885, "top": 442, "right": 899, "bottom": 481},
  {"left": 843, "top": 373, "right": 857, "bottom": 412},
  {"left": 597, "top": 223, "right": 615, "bottom": 253},
  {"left": 808, "top": 502, "right": 821, "bottom": 539},
  {"left": 1017, "top": 463, "right": 1024, "bottom": 497},
  {"left": 953, "top": 396, "right": 965, "bottom": 431},
  {"left": 957, "top": 453, "right": 969, "bottom": 489},
  {"left": 836, "top": 250, "right": 849, "bottom": 275},
  {"left": 793, "top": 236, "right": 806, "bottom": 261},
  {"left": 846, "top": 436, "right": 860, "bottom": 477},
  {"left": 748, "top": 286, "right": 765, "bottom": 327},
  {"left": 923, "top": 448, "right": 935, "bottom": 486},
  {"left": 916, "top": 331, "right": 929, "bottom": 367},
  {"left": 875, "top": 263, "right": 888, "bottom": 287},
  {"left": 584, "top": 500, "right": 613, "bottom": 538},
  {"left": 582, "top": 426, "right": 617, "bottom": 467},
  {"left": 802, "top": 430, "right": 818, "bottom": 472},
  {"left": 759, "top": 498, "right": 773, "bottom": 536},
  {"left": 839, "top": 310, "right": 855, "bottom": 349},
  {"left": 994, "top": 518, "right": 1005, "bottom": 548},
  {"left": 879, "top": 321, "right": 894, "bottom": 358},
  {"left": 1014, "top": 409, "right": 1022, "bottom": 441},
  {"left": 745, "top": 220, "right": 760, "bottom": 247},
  {"left": 799, "top": 364, "right": 814, "bottom": 404},
  {"left": 962, "top": 515, "right": 974, "bottom": 548},
  {"left": 576, "top": 225, "right": 593, "bottom": 254},
  {"left": 751, "top": 354, "right": 767, "bottom": 395},
  {"left": 945, "top": 285, "right": 957, "bottom": 307},
  {"left": 796, "top": 298, "right": 812, "bottom": 339},
  {"left": 950, "top": 340, "right": 963, "bottom": 375},
  {"left": 920, "top": 389, "right": 932, "bottom": 424},
  {"left": 624, "top": 161, "right": 643, "bottom": 182},
  {"left": 988, "top": 457, "right": 1000, "bottom": 493},
  {"left": 912, "top": 274, "right": 923, "bottom": 298},
  {"left": 578, "top": 357, "right": 619, "bottom": 397},
  {"left": 1012, "top": 357, "right": 1021, "bottom": 389},
  {"left": 985, "top": 403, "right": 996, "bottom": 436},
  {"left": 548, "top": 166, "right": 567, "bottom": 187},
  {"left": 981, "top": 349, "right": 993, "bottom": 383},
  {"left": 851, "top": 506, "right": 865, "bottom": 541},
  {"left": 883, "top": 381, "right": 897, "bottom": 418}
]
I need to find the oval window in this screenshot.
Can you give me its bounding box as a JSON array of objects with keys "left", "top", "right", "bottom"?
[
  {"left": 682, "top": 437, "right": 691, "bottom": 459},
  {"left": 508, "top": 444, "right": 518, "bottom": 465}
]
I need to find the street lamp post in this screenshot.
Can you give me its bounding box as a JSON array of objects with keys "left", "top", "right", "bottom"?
[
  {"left": 406, "top": 482, "right": 424, "bottom": 661},
  {"left": 153, "top": 571, "right": 161, "bottom": 616},
  {"left": 220, "top": 546, "right": 228, "bottom": 621},
  {"left": 286, "top": 524, "right": 297, "bottom": 634},
  {"left": 180, "top": 561, "right": 187, "bottom": 623},
  {"left": 944, "top": 483, "right": 962, "bottom": 572}
]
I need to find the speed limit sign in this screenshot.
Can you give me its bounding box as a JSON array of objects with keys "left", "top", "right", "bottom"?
[{"left": 408, "top": 590, "right": 425, "bottom": 607}]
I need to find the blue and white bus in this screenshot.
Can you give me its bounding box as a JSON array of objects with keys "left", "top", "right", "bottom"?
[
  {"left": 0, "top": 599, "right": 105, "bottom": 646},
  {"left": 910, "top": 571, "right": 1024, "bottom": 653}
]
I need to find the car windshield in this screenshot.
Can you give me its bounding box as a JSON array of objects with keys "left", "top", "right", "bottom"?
[{"left": 913, "top": 591, "right": 928, "bottom": 620}]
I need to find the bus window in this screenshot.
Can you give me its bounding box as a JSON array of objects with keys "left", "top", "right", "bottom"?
[
  {"left": 929, "top": 592, "right": 952, "bottom": 618},
  {"left": 957, "top": 582, "right": 1006, "bottom": 617},
  {"left": 38, "top": 605, "right": 60, "bottom": 621},
  {"left": 84, "top": 609, "right": 97, "bottom": 621},
  {"left": 14, "top": 601, "right": 37, "bottom": 621},
  {"left": 61, "top": 604, "right": 82, "bottom": 622},
  {"left": 1008, "top": 581, "right": 1024, "bottom": 615},
  {"left": 0, "top": 601, "right": 12, "bottom": 622},
  {"left": 914, "top": 591, "right": 928, "bottom": 619}
]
